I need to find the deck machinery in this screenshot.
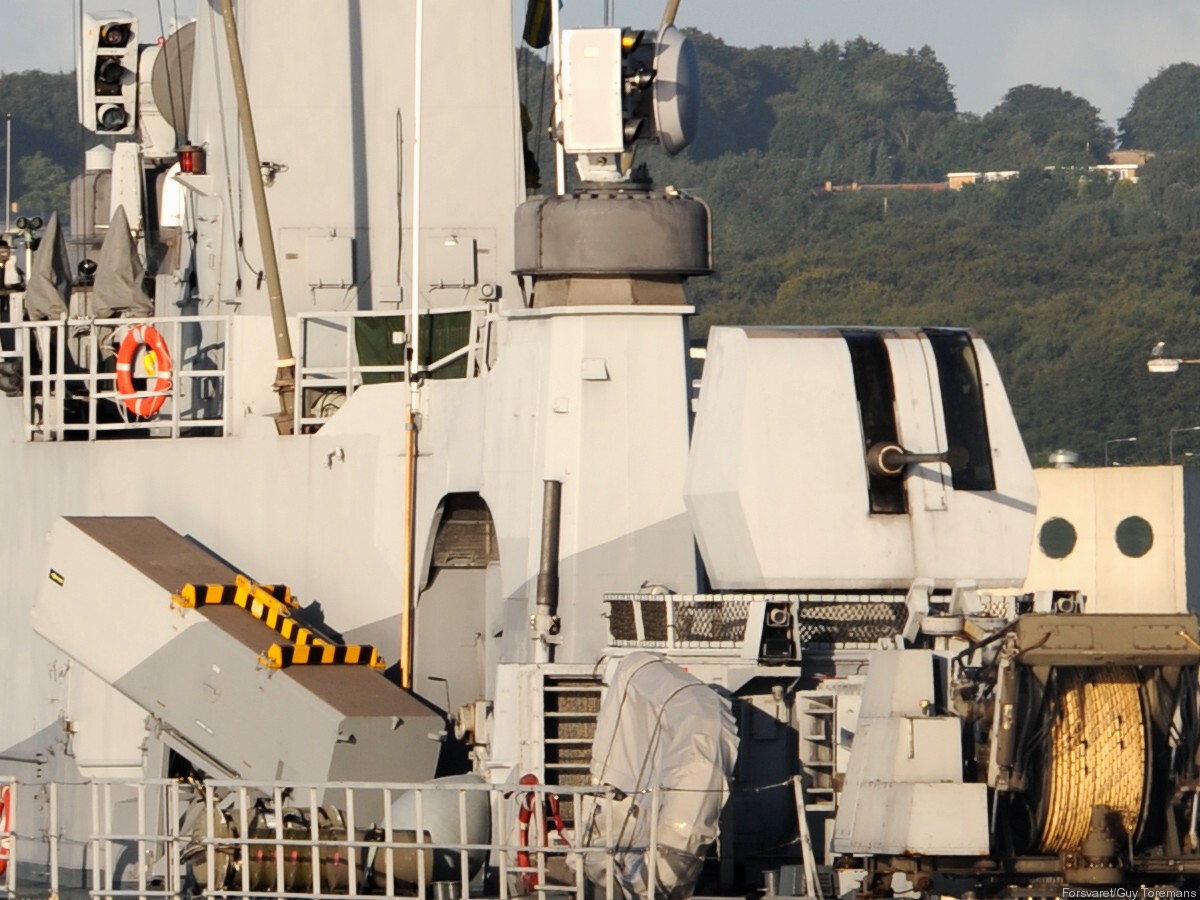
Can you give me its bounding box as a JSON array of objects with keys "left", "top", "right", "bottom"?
[{"left": 468, "top": 323, "right": 1200, "bottom": 897}]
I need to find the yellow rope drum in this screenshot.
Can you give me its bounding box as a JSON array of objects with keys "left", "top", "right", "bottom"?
[{"left": 1039, "top": 666, "right": 1147, "bottom": 853}]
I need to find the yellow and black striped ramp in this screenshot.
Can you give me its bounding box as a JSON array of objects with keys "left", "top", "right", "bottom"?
[
  {"left": 172, "top": 576, "right": 343, "bottom": 650},
  {"left": 260, "top": 642, "right": 386, "bottom": 670},
  {"left": 171, "top": 577, "right": 295, "bottom": 611}
]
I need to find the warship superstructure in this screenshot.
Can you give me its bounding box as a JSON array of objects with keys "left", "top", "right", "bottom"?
[{"left": 3, "top": 2, "right": 1200, "bottom": 898}]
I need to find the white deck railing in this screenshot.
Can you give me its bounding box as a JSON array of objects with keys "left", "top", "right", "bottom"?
[
  {"left": 0, "top": 776, "right": 680, "bottom": 900},
  {"left": 0, "top": 316, "right": 232, "bottom": 441}
]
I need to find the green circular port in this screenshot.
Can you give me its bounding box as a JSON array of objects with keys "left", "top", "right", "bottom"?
[
  {"left": 1115, "top": 516, "right": 1153, "bottom": 558},
  {"left": 1038, "top": 517, "right": 1077, "bottom": 559}
]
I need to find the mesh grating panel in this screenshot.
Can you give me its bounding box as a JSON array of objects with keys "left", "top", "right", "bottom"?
[
  {"left": 675, "top": 599, "right": 750, "bottom": 642},
  {"left": 794, "top": 601, "right": 907, "bottom": 644},
  {"left": 980, "top": 595, "right": 1011, "bottom": 617},
  {"left": 605, "top": 595, "right": 748, "bottom": 647}
]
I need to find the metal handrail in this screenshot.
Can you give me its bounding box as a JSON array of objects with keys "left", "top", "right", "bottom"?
[
  {"left": 0, "top": 315, "right": 233, "bottom": 441},
  {"left": 295, "top": 307, "right": 487, "bottom": 432},
  {"left": 0, "top": 776, "right": 685, "bottom": 900}
]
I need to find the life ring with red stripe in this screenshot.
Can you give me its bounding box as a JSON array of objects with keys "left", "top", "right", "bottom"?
[
  {"left": 513, "top": 773, "right": 570, "bottom": 892},
  {"left": 0, "top": 783, "right": 11, "bottom": 878},
  {"left": 116, "top": 324, "right": 172, "bottom": 417}
]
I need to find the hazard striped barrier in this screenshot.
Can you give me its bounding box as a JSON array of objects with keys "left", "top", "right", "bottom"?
[
  {"left": 259, "top": 642, "right": 386, "bottom": 670},
  {"left": 171, "top": 576, "right": 384, "bottom": 671}
]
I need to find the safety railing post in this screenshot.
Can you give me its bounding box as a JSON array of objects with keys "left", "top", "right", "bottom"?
[
  {"left": 309, "top": 785, "right": 321, "bottom": 900},
  {"left": 272, "top": 785, "right": 285, "bottom": 896},
  {"left": 20, "top": 326, "right": 31, "bottom": 439},
  {"left": 86, "top": 325, "right": 98, "bottom": 441},
  {"left": 168, "top": 781, "right": 182, "bottom": 897},
  {"left": 497, "top": 784, "right": 508, "bottom": 900},
  {"left": 136, "top": 782, "right": 147, "bottom": 898},
  {"left": 91, "top": 781, "right": 101, "bottom": 898},
  {"left": 48, "top": 782, "right": 58, "bottom": 900},
  {"left": 382, "top": 786, "right": 394, "bottom": 897},
  {"left": 204, "top": 782, "right": 216, "bottom": 898},
  {"left": 648, "top": 786, "right": 659, "bottom": 899},
  {"left": 237, "top": 785, "right": 250, "bottom": 898},
  {"left": 414, "top": 786, "right": 426, "bottom": 897},
  {"left": 605, "top": 787, "right": 615, "bottom": 900},
  {"left": 345, "top": 786, "right": 358, "bottom": 897},
  {"left": 457, "top": 786, "right": 469, "bottom": 900},
  {"left": 54, "top": 320, "right": 65, "bottom": 439}
]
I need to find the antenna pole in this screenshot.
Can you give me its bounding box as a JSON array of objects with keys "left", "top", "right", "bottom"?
[
  {"left": 400, "top": 0, "right": 427, "bottom": 692},
  {"left": 551, "top": 0, "right": 565, "bottom": 195},
  {"left": 659, "top": 0, "right": 682, "bottom": 32},
  {"left": 409, "top": 0, "right": 424, "bottom": 390}
]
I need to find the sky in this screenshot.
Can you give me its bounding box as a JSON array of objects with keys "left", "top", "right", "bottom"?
[{"left": 3, "top": 0, "right": 1199, "bottom": 130}]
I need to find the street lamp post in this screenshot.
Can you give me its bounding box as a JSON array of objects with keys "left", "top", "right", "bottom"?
[
  {"left": 1149, "top": 358, "right": 1200, "bottom": 373},
  {"left": 4, "top": 114, "right": 9, "bottom": 235},
  {"left": 1149, "top": 342, "right": 1200, "bottom": 374},
  {"left": 1171, "top": 426, "right": 1200, "bottom": 464},
  {"left": 1105, "top": 436, "right": 1137, "bottom": 467}
]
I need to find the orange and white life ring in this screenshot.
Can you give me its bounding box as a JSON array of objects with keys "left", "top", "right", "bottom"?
[
  {"left": 0, "top": 782, "right": 11, "bottom": 878},
  {"left": 116, "top": 324, "right": 172, "bottom": 417},
  {"left": 513, "top": 773, "right": 569, "bottom": 892}
]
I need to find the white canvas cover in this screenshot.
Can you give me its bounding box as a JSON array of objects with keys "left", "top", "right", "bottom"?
[{"left": 580, "top": 652, "right": 738, "bottom": 900}]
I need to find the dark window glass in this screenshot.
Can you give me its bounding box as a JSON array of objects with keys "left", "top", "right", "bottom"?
[
  {"left": 1115, "top": 516, "right": 1153, "bottom": 558},
  {"left": 1039, "top": 517, "right": 1077, "bottom": 559},
  {"left": 844, "top": 331, "right": 906, "bottom": 514},
  {"left": 926, "top": 329, "right": 996, "bottom": 491}
]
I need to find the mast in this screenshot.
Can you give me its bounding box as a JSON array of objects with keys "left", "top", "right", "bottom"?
[
  {"left": 401, "top": 0, "right": 427, "bottom": 691},
  {"left": 551, "top": 0, "right": 565, "bottom": 195},
  {"left": 218, "top": 0, "right": 296, "bottom": 433}
]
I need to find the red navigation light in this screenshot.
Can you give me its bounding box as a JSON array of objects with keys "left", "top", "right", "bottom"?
[{"left": 177, "top": 145, "right": 206, "bottom": 175}]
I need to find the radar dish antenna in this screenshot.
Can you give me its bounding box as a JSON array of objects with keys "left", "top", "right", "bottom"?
[
  {"left": 653, "top": 25, "right": 700, "bottom": 156},
  {"left": 150, "top": 21, "right": 196, "bottom": 134}
]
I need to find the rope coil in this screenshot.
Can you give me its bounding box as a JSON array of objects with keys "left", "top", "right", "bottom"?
[{"left": 1038, "top": 666, "right": 1146, "bottom": 853}]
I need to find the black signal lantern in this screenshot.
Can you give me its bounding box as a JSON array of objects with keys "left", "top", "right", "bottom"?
[
  {"left": 97, "top": 104, "right": 130, "bottom": 132},
  {"left": 94, "top": 56, "right": 126, "bottom": 96},
  {"left": 99, "top": 22, "right": 132, "bottom": 47}
]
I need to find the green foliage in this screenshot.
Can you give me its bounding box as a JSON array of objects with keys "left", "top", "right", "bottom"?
[
  {"left": 1119, "top": 63, "right": 1200, "bottom": 150},
  {"left": 0, "top": 71, "right": 81, "bottom": 221},
  {"left": 17, "top": 152, "right": 70, "bottom": 217},
  {"left": 985, "top": 85, "right": 1113, "bottom": 165}
]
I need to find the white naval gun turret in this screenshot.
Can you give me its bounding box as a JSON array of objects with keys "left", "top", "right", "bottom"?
[{"left": 686, "top": 324, "right": 1038, "bottom": 590}]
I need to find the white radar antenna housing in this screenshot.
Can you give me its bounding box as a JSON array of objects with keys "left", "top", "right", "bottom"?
[{"left": 653, "top": 25, "right": 700, "bottom": 156}]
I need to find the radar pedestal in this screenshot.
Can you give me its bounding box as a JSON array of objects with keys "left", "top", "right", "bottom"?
[{"left": 514, "top": 189, "right": 710, "bottom": 307}]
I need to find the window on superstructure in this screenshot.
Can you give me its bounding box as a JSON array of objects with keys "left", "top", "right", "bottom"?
[
  {"left": 844, "top": 331, "right": 906, "bottom": 514},
  {"left": 926, "top": 329, "right": 996, "bottom": 492}
]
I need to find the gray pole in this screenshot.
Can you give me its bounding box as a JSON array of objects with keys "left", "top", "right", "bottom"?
[
  {"left": 5, "top": 114, "right": 10, "bottom": 234},
  {"left": 534, "top": 479, "right": 562, "bottom": 662},
  {"left": 218, "top": 0, "right": 296, "bottom": 432}
]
